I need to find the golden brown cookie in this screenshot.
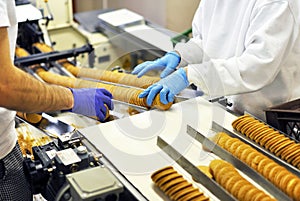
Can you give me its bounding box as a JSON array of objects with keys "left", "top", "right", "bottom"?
[
  {"left": 151, "top": 168, "right": 177, "bottom": 183},
  {"left": 171, "top": 186, "right": 196, "bottom": 201},
  {"left": 177, "top": 190, "right": 204, "bottom": 201},
  {"left": 165, "top": 181, "right": 192, "bottom": 197},
  {"left": 151, "top": 166, "right": 173, "bottom": 181},
  {"left": 156, "top": 173, "right": 182, "bottom": 188},
  {"left": 161, "top": 177, "right": 186, "bottom": 192},
  {"left": 262, "top": 162, "right": 278, "bottom": 178},
  {"left": 232, "top": 114, "right": 251, "bottom": 129},
  {"left": 264, "top": 133, "right": 284, "bottom": 149}
]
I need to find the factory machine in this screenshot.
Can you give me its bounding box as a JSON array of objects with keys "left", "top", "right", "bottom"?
[{"left": 14, "top": 1, "right": 300, "bottom": 201}]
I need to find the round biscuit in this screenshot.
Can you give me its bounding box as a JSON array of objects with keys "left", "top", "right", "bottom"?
[
  {"left": 258, "top": 131, "right": 277, "bottom": 147},
  {"left": 262, "top": 162, "right": 278, "bottom": 178},
  {"left": 250, "top": 125, "right": 269, "bottom": 141},
  {"left": 240, "top": 121, "right": 258, "bottom": 135},
  {"left": 152, "top": 168, "right": 177, "bottom": 183},
  {"left": 257, "top": 158, "right": 272, "bottom": 174},
  {"left": 239, "top": 147, "right": 254, "bottom": 162},
  {"left": 177, "top": 189, "right": 203, "bottom": 201},
  {"left": 268, "top": 137, "right": 290, "bottom": 153},
  {"left": 228, "top": 141, "right": 243, "bottom": 155},
  {"left": 224, "top": 138, "right": 240, "bottom": 151},
  {"left": 292, "top": 183, "right": 300, "bottom": 200},
  {"left": 161, "top": 177, "right": 187, "bottom": 192},
  {"left": 156, "top": 173, "right": 182, "bottom": 188},
  {"left": 165, "top": 181, "right": 192, "bottom": 197},
  {"left": 236, "top": 184, "right": 253, "bottom": 200},
  {"left": 279, "top": 174, "right": 297, "bottom": 194},
  {"left": 231, "top": 180, "right": 249, "bottom": 198},
  {"left": 224, "top": 175, "right": 243, "bottom": 194},
  {"left": 286, "top": 147, "right": 300, "bottom": 163},
  {"left": 232, "top": 114, "right": 251, "bottom": 129},
  {"left": 171, "top": 186, "right": 197, "bottom": 201},
  {"left": 235, "top": 116, "right": 254, "bottom": 132},
  {"left": 151, "top": 166, "right": 173, "bottom": 180},
  {"left": 234, "top": 144, "right": 250, "bottom": 159},
  {"left": 281, "top": 143, "right": 300, "bottom": 160},
  {"left": 244, "top": 122, "right": 265, "bottom": 138},
  {"left": 264, "top": 133, "right": 285, "bottom": 149},
  {"left": 275, "top": 140, "right": 294, "bottom": 156}
]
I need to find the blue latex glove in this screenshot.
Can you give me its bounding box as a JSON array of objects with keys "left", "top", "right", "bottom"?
[
  {"left": 132, "top": 51, "right": 180, "bottom": 78},
  {"left": 70, "top": 88, "right": 113, "bottom": 122},
  {"left": 139, "top": 68, "right": 189, "bottom": 106}
]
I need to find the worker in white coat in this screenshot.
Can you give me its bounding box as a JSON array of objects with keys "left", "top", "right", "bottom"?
[{"left": 132, "top": 0, "right": 300, "bottom": 120}]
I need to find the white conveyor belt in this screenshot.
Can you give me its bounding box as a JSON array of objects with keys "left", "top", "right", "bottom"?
[{"left": 79, "top": 97, "right": 239, "bottom": 200}]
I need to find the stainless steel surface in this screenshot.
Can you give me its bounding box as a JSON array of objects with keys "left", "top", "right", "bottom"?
[
  {"left": 156, "top": 136, "right": 237, "bottom": 201},
  {"left": 186, "top": 125, "right": 292, "bottom": 201},
  {"left": 212, "top": 121, "right": 300, "bottom": 177}
]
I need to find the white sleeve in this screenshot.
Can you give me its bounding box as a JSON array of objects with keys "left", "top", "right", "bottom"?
[
  {"left": 188, "top": 2, "right": 296, "bottom": 99},
  {"left": 174, "top": 2, "right": 204, "bottom": 67},
  {"left": 0, "top": 0, "right": 10, "bottom": 27}
]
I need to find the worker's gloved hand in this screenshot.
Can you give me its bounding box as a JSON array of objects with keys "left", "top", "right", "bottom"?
[
  {"left": 69, "top": 88, "right": 113, "bottom": 122},
  {"left": 139, "top": 68, "right": 189, "bottom": 106},
  {"left": 132, "top": 51, "right": 181, "bottom": 78}
]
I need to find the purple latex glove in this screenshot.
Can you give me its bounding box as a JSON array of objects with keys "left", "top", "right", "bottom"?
[
  {"left": 132, "top": 51, "right": 181, "bottom": 78},
  {"left": 139, "top": 68, "right": 189, "bottom": 106},
  {"left": 70, "top": 88, "right": 113, "bottom": 122}
]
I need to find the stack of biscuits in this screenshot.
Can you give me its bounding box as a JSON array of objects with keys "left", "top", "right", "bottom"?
[
  {"left": 209, "top": 159, "right": 276, "bottom": 201},
  {"left": 32, "top": 42, "right": 160, "bottom": 89},
  {"left": 36, "top": 68, "right": 172, "bottom": 110},
  {"left": 212, "top": 132, "right": 300, "bottom": 200},
  {"left": 151, "top": 166, "right": 209, "bottom": 201},
  {"left": 232, "top": 114, "right": 300, "bottom": 169}
]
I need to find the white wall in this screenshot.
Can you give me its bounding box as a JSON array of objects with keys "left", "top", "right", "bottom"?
[
  {"left": 107, "top": 0, "right": 167, "bottom": 28},
  {"left": 73, "top": 0, "right": 201, "bottom": 33}
]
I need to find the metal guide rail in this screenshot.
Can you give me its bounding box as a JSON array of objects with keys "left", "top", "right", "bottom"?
[
  {"left": 156, "top": 136, "right": 237, "bottom": 201},
  {"left": 212, "top": 121, "right": 300, "bottom": 177},
  {"left": 186, "top": 125, "right": 291, "bottom": 201}
]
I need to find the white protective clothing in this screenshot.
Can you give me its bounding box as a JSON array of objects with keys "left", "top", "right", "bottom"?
[
  {"left": 0, "top": 0, "right": 18, "bottom": 159},
  {"left": 175, "top": 0, "right": 300, "bottom": 119}
]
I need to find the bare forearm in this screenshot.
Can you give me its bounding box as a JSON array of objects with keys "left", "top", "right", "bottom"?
[{"left": 0, "top": 66, "right": 73, "bottom": 113}]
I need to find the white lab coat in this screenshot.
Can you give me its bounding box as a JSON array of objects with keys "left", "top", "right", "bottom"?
[{"left": 175, "top": 0, "right": 300, "bottom": 120}]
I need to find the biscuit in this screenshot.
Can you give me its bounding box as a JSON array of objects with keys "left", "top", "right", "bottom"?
[
  {"left": 160, "top": 177, "right": 186, "bottom": 192},
  {"left": 232, "top": 114, "right": 251, "bottom": 128},
  {"left": 151, "top": 168, "right": 177, "bottom": 183},
  {"left": 156, "top": 173, "right": 182, "bottom": 188},
  {"left": 165, "top": 181, "right": 192, "bottom": 197},
  {"left": 171, "top": 186, "right": 196, "bottom": 201},
  {"left": 151, "top": 166, "right": 173, "bottom": 181},
  {"left": 177, "top": 190, "right": 204, "bottom": 201}
]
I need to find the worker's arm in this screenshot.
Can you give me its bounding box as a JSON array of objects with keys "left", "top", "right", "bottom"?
[{"left": 0, "top": 27, "right": 74, "bottom": 113}]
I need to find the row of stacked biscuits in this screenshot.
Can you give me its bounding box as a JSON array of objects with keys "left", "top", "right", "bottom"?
[
  {"left": 32, "top": 42, "right": 160, "bottom": 89},
  {"left": 151, "top": 166, "right": 210, "bottom": 201},
  {"left": 15, "top": 46, "right": 172, "bottom": 111},
  {"left": 232, "top": 114, "right": 300, "bottom": 169},
  {"left": 212, "top": 132, "right": 300, "bottom": 200},
  {"left": 151, "top": 159, "right": 276, "bottom": 201}
]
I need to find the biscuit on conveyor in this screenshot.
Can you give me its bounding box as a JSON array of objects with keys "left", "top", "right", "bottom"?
[
  {"left": 212, "top": 132, "right": 300, "bottom": 200},
  {"left": 209, "top": 159, "right": 276, "bottom": 201},
  {"left": 151, "top": 166, "right": 210, "bottom": 201},
  {"left": 232, "top": 114, "right": 300, "bottom": 171}
]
